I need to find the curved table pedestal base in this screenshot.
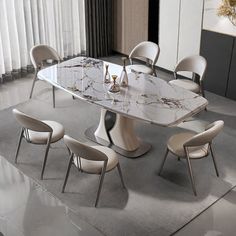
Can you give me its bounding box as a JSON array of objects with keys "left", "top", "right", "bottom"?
[
  {"left": 85, "top": 125, "right": 151, "bottom": 158},
  {"left": 109, "top": 114, "right": 140, "bottom": 151},
  {"left": 85, "top": 110, "right": 151, "bottom": 158},
  {"left": 94, "top": 108, "right": 111, "bottom": 143}
]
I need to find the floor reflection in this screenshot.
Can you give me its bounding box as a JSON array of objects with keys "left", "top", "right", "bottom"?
[{"left": 0, "top": 156, "right": 102, "bottom": 236}]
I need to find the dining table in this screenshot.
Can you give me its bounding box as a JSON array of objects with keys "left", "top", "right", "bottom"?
[{"left": 38, "top": 57, "right": 208, "bottom": 158}]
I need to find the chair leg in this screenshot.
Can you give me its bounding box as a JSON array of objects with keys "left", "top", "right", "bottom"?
[
  {"left": 62, "top": 153, "right": 74, "bottom": 193},
  {"left": 210, "top": 144, "right": 219, "bottom": 177},
  {"left": 66, "top": 146, "right": 71, "bottom": 155},
  {"left": 185, "top": 155, "right": 197, "bottom": 196},
  {"left": 52, "top": 85, "right": 55, "bottom": 108},
  {"left": 200, "top": 83, "right": 206, "bottom": 98},
  {"left": 40, "top": 135, "right": 52, "bottom": 180},
  {"left": 117, "top": 163, "right": 126, "bottom": 189},
  {"left": 77, "top": 157, "right": 83, "bottom": 172},
  {"left": 200, "top": 82, "right": 207, "bottom": 111},
  {"left": 29, "top": 71, "right": 38, "bottom": 99},
  {"left": 73, "top": 156, "right": 82, "bottom": 172},
  {"left": 153, "top": 68, "right": 157, "bottom": 77},
  {"left": 15, "top": 128, "right": 24, "bottom": 163},
  {"left": 158, "top": 148, "right": 169, "bottom": 175},
  {"left": 95, "top": 165, "right": 107, "bottom": 207}
]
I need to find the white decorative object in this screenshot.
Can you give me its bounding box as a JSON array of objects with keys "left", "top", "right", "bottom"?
[
  {"left": 103, "top": 64, "right": 111, "bottom": 83},
  {"left": 119, "top": 57, "right": 128, "bottom": 87}
]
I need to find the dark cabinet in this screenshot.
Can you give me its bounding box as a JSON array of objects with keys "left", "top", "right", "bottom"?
[
  {"left": 200, "top": 30, "right": 234, "bottom": 97},
  {"left": 226, "top": 41, "right": 236, "bottom": 100}
]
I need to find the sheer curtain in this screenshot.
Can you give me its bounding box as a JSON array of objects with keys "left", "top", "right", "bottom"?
[{"left": 0, "top": 0, "right": 86, "bottom": 78}]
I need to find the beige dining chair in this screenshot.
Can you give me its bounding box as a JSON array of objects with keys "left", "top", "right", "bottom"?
[
  {"left": 169, "top": 55, "right": 207, "bottom": 98},
  {"left": 62, "top": 135, "right": 126, "bottom": 207},
  {"left": 128, "top": 41, "right": 160, "bottom": 76},
  {"left": 159, "top": 120, "right": 224, "bottom": 195},
  {"left": 13, "top": 108, "right": 65, "bottom": 179},
  {"left": 29, "top": 44, "right": 61, "bottom": 108}
]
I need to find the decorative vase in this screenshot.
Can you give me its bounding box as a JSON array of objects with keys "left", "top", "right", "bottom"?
[
  {"left": 104, "top": 64, "right": 111, "bottom": 83},
  {"left": 109, "top": 75, "right": 120, "bottom": 93},
  {"left": 119, "top": 57, "right": 128, "bottom": 87}
]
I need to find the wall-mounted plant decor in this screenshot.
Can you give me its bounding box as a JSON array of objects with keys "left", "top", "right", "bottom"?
[{"left": 218, "top": 0, "right": 236, "bottom": 25}]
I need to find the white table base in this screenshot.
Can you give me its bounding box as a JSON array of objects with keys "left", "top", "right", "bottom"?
[
  {"left": 109, "top": 114, "right": 140, "bottom": 151},
  {"left": 85, "top": 109, "right": 151, "bottom": 158},
  {"left": 94, "top": 108, "right": 110, "bottom": 143}
]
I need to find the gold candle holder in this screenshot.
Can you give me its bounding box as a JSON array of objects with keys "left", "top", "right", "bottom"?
[{"left": 109, "top": 75, "right": 120, "bottom": 93}]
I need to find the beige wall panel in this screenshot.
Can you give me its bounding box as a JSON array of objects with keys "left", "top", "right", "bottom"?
[
  {"left": 113, "top": 0, "right": 148, "bottom": 55},
  {"left": 113, "top": 0, "right": 124, "bottom": 53}
]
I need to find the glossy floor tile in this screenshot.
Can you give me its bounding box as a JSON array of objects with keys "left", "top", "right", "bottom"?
[
  {"left": 0, "top": 156, "right": 103, "bottom": 236},
  {"left": 1, "top": 58, "right": 236, "bottom": 236},
  {"left": 0, "top": 74, "right": 51, "bottom": 110},
  {"left": 175, "top": 188, "right": 236, "bottom": 236}
]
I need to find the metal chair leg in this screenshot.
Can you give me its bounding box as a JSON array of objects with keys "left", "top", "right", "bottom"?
[
  {"left": 78, "top": 157, "right": 83, "bottom": 172},
  {"left": 158, "top": 148, "right": 169, "bottom": 175},
  {"left": 40, "top": 135, "right": 52, "bottom": 180},
  {"left": 210, "top": 144, "right": 219, "bottom": 177},
  {"left": 52, "top": 85, "right": 55, "bottom": 108},
  {"left": 66, "top": 146, "right": 71, "bottom": 155},
  {"left": 95, "top": 162, "right": 107, "bottom": 207},
  {"left": 200, "top": 82, "right": 206, "bottom": 98},
  {"left": 117, "top": 163, "right": 126, "bottom": 189},
  {"left": 153, "top": 67, "right": 157, "bottom": 77},
  {"left": 29, "top": 71, "right": 38, "bottom": 99},
  {"left": 15, "top": 128, "right": 24, "bottom": 163},
  {"left": 200, "top": 82, "right": 207, "bottom": 111},
  {"left": 185, "top": 155, "right": 197, "bottom": 196},
  {"left": 73, "top": 156, "right": 82, "bottom": 172},
  {"left": 62, "top": 153, "right": 74, "bottom": 193}
]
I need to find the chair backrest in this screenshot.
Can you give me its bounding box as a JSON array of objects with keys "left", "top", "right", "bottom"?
[
  {"left": 64, "top": 135, "right": 108, "bottom": 162},
  {"left": 30, "top": 44, "right": 61, "bottom": 69},
  {"left": 129, "top": 41, "right": 160, "bottom": 66},
  {"left": 184, "top": 120, "right": 224, "bottom": 147},
  {"left": 174, "top": 55, "right": 207, "bottom": 81},
  {"left": 12, "top": 109, "right": 52, "bottom": 132}
]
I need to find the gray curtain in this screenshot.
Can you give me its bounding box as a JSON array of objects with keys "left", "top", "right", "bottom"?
[{"left": 84, "top": 0, "right": 113, "bottom": 58}]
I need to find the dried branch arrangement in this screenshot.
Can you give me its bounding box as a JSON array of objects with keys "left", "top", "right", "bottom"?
[{"left": 218, "top": 0, "right": 236, "bottom": 25}]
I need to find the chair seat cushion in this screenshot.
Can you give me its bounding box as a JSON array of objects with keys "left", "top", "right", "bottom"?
[
  {"left": 127, "top": 64, "right": 153, "bottom": 75},
  {"left": 27, "top": 120, "right": 64, "bottom": 144},
  {"left": 75, "top": 146, "right": 119, "bottom": 174},
  {"left": 169, "top": 79, "right": 200, "bottom": 93},
  {"left": 167, "top": 132, "right": 209, "bottom": 159}
]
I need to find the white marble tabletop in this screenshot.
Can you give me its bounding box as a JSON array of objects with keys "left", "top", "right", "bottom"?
[{"left": 38, "top": 57, "right": 208, "bottom": 127}]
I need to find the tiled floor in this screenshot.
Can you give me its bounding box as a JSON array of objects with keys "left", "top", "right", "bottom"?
[
  {"left": 174, "top": 188, "right": 236, "bottom": 236},
  {"left": 0, "top": 156, "right": 103, "bottom": 236},
  {"left": 1, "top": 62, "right": 236, "bottom": 235}
]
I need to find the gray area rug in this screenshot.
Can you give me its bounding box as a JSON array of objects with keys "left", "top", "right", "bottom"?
[{"left": 0, "top": 89, "right": 236, "bottom": 236}]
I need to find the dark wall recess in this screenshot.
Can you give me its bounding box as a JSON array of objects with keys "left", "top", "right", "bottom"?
[
  {"left": 200, "top": 30, "right": 234, "bottom": 97},
  {"left": 148, "top": 0, "right": 159, "bottom": 44}
]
